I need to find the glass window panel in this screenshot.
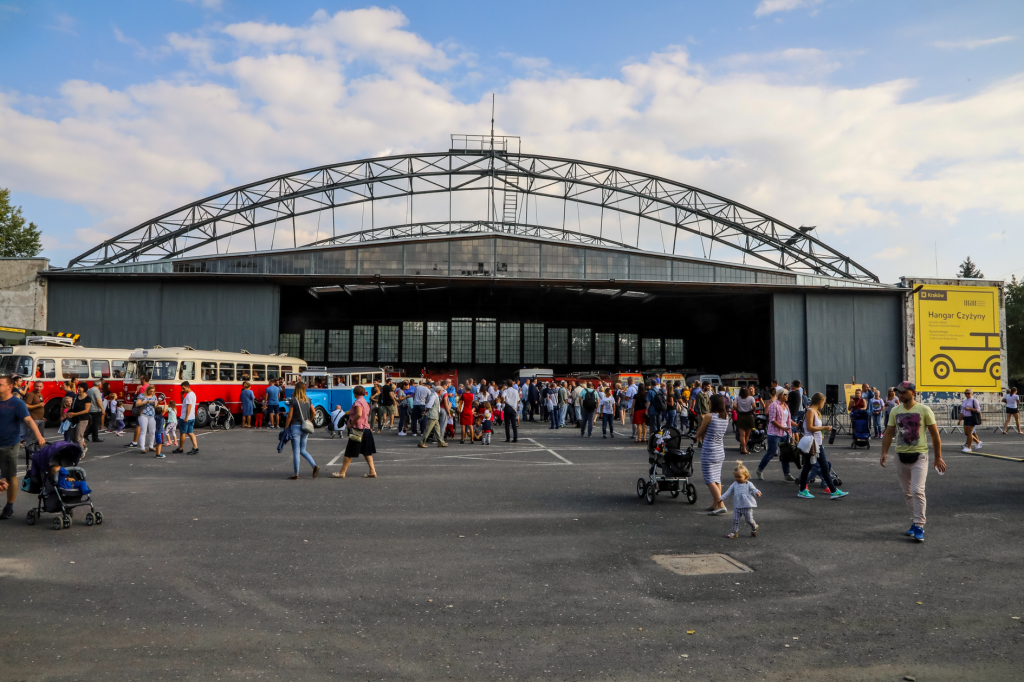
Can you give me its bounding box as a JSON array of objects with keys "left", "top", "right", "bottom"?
[
  {"left": 404, "top": 242, "right": 450, "bottom": 276},
  {"left": 665, "top": 339, "right": 685, "bottom": 365},
  {"left": 236, "top": 363, "right": 251, "bottom": 382},
  {"left": 357, "top": 245, "right": 404, "bottom": 276},
  {"left": 201, "top": 362, "right": 217, "bottom": 381},
  {"left": 671, "top": 261, "right": 714, "bottom": 283},
  {"left": 630, "top": 255, "right": 670, "bottom": 282},
  {"left": 540, "top": 245, "right": 584, "bottom": 279},
  {"left": 451, "top": 318, "right": 472, "bottom": 363},
  {"left": 571, "top": 328, "right": 591, "bottom": 365},
  {"left": 267, "top": 365, "right": 280, "bottom": 380},
  {"left": 495, "top": 239, "right": 540, "bottom": 278},
  {"left": 618, "top": 334, "right": 638, "bottom": 366},
  {"left": 402, "top": 322, "right": 423, "bottom": 363},
  {"left": 427, "top": 321, "right": 448, "bottom": 363},
  {"left": 91, "top": 360, "right": 110, "bottom": 379},
  {"left": 378, "top": 325, "right": 399, "bottom": 363},
  {"left": 251, "top": 364, "right": 265, "bottom": 381},
  {"left": 112, "top": 361, "right": 127, "bottom": 378},
  {"left": 500, "top": 322, "right": 520, "bottom": 364},
  {"left": 179, "top": 361, "right": 195, "bottom": 381},
  {"left": 279, "top": 333, "right": 300, "bottom": 358},
  {"left": 475, "top": 318, "right": 496, "bottom": 364},
  {"left": 36, "top": 358, "right": 56, "bottom": 379},
  {"left": 353, "top": 325, "right": 374, "bottom": 363},
  {"left": 148, "top": 361, "right": 176, "bottom": 381},
  {"left": 219, "top": 363, "right": 235, "bottom": 381},
  {"left": 450, "top": 239, "right": 495, "bottom": 277},
  {"left": 523, "top": 323, "right": 545, "bottom": 365},
  {"left": 714, "top": 266, "right": 756, "bottom": 284},
  {"left": 642, "top": 338, "right": 662, "bottom": 366},
  {"left": 303, "top": 329, "right": 325, "bottom": 363},
  {"left": 313, "top": 249, "right": 358, "bottom": 275},
  {"left": 547, "top": 327, "right": 568, "bottom": 365},
  {"left": 328, "top": 330, "right": 350, "bottom": 363},
  {"left": 61, "top": 359, "right": 89, "bottom": 379},
  {"left": 594, "top": 333, "right": 615, "bottom": 365},
  {"left": 586, "top": 252, "right": 629, "bottom": 280}
]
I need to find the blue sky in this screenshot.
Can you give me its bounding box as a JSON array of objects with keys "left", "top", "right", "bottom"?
[{"left": 1, "top": 1, "right": 1021, "bottom": 279}]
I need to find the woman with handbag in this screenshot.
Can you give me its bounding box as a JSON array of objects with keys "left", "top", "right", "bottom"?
[
  {"left": 285, "top": 381, "right": 319, "bottom": 480},
  {"left": 333, "top": 384, "right": 378, "bottom": 478},
  {"left": 959, "top": 388, "right": 983, "bottom": 453}
]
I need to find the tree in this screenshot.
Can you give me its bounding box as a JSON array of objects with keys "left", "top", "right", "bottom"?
[
  {"left": 1007, "top": 276, "right": 1024, "bottom": 386},
  {"left": 0, "top": 188, "right": 43, "bottom": 258},
  {"left": 957, "top": 256, "right": 984, "bottom": 279}
]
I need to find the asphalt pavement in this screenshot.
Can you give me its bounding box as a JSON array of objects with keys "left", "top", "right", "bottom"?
[{"left": 2, "top": 418, "right": 1023, "bottom": 681}]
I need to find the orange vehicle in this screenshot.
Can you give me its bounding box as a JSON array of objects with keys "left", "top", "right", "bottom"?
[
  {"left": 612, "top": 372, "right": 643, "bottom": 387},
  {"left": 0, "top": 338, "right": 132, "bottom": 425}
]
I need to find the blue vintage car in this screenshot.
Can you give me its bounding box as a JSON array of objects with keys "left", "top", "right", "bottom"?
[{"left": 283, "top": 366, "right": 386, "bottom": 428}]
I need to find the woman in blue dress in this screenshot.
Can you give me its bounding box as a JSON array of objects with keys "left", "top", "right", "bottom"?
[
  {"left": 696, "top": 393, "right": 729, "bottom": 516},
  {"left": 240, "top": 381, "right": 255, "bottom": 428}
]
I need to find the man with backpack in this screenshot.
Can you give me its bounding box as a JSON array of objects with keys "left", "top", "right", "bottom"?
[
  {"left": 788, "top": 380, "right": 805, "bottom": 432},
  {"left": 579, "top": 382, "right": 599, "bottom": 437}
]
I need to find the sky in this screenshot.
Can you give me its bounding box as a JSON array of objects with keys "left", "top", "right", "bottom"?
[{"left": 0, "top": 0, "right": 1021, "bottom": 282}]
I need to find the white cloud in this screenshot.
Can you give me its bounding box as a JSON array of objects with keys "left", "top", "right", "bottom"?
[
  {"left": 0, "top": 10, "right": 1022, "bottom": 281},
  {"left": 933, "top": 36, "right": 1016, "bottom": 50},
  {"left": 754, "top": 0, "right": 824, "bottom": 18},
  {"left": 178, "top": 0, "right": 223, "bottom": 9},
  {"left": 47, "top": 12, "right": 76, "bottom": 35}
]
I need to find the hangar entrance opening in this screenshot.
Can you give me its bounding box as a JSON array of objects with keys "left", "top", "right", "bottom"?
[{"left": 278, "top": 284, "right": 772, "bottom": 383}]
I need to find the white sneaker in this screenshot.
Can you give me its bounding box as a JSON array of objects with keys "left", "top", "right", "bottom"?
[
  {"left": 961, "top": 446, "right": 972, "bottom": 453},
  {"left": 974, "top": 441, "right": 983, "bottom": 450},
  {"left": 398, "top": 431, "right": 406, "bottom": 436}
]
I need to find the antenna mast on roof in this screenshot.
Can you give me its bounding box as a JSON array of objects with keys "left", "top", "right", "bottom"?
[{"left": 490, "top": 93, "right": 495, "bottom": 151}]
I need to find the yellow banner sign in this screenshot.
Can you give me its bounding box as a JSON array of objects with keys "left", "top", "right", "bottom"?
[{"left": 914, "top": 284, "right": 1001, "bottom": 392}]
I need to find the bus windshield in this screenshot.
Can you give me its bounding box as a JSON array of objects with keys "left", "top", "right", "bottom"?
[{"left": 0, "top": 355, "right": 33, "bottom": 376}]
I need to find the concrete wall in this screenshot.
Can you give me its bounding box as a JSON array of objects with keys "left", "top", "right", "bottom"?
[
  {"left": 46, "top": 280, "right": 280, "bottom": 353},
  {"left": 773, "top": 290, "right": 902, "bottom": 393},
  {"left": 0, "top": 258, "right": 48, "bottom": 329}
]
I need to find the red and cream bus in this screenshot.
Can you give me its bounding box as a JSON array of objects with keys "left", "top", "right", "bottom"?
[
  {"left": 0, "top": 338, "right": 133, "bottom": 425},
  {"left": 124, "top": 347, "right": 305, "bottom": 428}
]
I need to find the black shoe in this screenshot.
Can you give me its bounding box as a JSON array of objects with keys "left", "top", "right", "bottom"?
[
  {"left": 512, "top": 439, "right": 518, "bottom": 443},
  {"left": 505, "top": 439, "right": 511, "bottom": 442},
  {"left": 124, "top": 442, "right": 138, "bottom": 448},
  {"left": 0, "top": 506, "right": 13, "bottom": 520},
  {"left": 92, "top": 439, "right": 104, "bottom": 443},
  {"left": 172, "top": 448, "right": 184, "bottom": 454},
  {"left": 187, "top": 449, "right": 199, "bottom": 455}
]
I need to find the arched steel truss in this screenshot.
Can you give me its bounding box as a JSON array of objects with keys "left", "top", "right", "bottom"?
[{"left": 68, "top": 148, "right": 878, "bottom": 282}]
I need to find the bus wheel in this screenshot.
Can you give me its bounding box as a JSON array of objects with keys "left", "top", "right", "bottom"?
[
  {"left": 194, "top": 403, "right": 210, "bottom": 429},
  {"left": 313, "top": 407, "right": 328, "bottom": 429}
]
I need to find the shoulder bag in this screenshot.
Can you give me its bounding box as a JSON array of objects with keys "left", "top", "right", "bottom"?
[{"left": 297, "top": 401, "right": 314, "bottom": 434}]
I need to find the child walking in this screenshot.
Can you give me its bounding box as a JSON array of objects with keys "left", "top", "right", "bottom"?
[
  {"left": 153, "top": 405, "right": 167, "bottom": 458},
  {"left": 164, "top": 400, "right": 179, "bottom": 449},
  {"left": 721, "top": 461, "right": 761, "bottom": 538},
  {"left": 481, "top": 402, "right": 493, "bottom": 445},
  {"left": 114, "top": 401, "right": 125, "bottom": 436}
]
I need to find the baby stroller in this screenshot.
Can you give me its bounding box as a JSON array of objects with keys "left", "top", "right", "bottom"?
[
  {"left": 23, "top": 441, "right": 103, "bottom": 530},
  {"left": 638, "top": 425, "right": 698, "bottom": 505},
  {"left": 207, "top": 399, "right": 235, "bottom": 430},
  {"left": 849, "top": 409, "right": 871, "bottom": 448},
  {"left": 740, "top": 414, "right": 768, "bottom": 453}
]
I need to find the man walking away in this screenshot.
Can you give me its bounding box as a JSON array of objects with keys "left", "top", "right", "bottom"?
[
  {"left": 381, "top": 377, "right": 397, "bottom": 430},
  {"left": 86, "top": 381, "right": 104, "bottom": 443},
  {"left": 557, "top": 381, "right": 568, "bottom": 429},
  {"left": 502, "top": 380, "right": 520, "bottom": 443},
  {"left": 417, "top": 387, "right": 447, "bottom": 448},
  {"left": 0, "top": 375, "right": 46, "bottom": 520},
  {"left": 265, "top": 379, "right": 281, "bottom": 429},
  {"left": 173, "top": 382, "right": 199, "bottom": 455},
  {"left": 527, "top": 379, "right": 539, "bottom": 421},
  {"left": 881, "top": 381, "right": 945, "bottom": 542}
]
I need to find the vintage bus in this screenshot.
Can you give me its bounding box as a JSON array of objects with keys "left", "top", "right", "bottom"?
[
  {"left": 282, "top": 366, "right": 385, "bottom": 427},
  {"left": 0, "top": 338, "right": 132, "bottom": 425},
  {"left": 124, "top": 347, "right": 305, "bottom": 428}
]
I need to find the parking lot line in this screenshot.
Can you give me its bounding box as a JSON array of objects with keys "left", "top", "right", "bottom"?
[{"left": 524, "top": 437, "right": 573, "bottom": 465}]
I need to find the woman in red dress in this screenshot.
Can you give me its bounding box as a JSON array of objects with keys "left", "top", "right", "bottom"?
[{"left": 458, "top": 384, "right": 476, "bottom": 444}]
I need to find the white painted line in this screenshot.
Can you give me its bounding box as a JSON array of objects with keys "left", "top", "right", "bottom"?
[
  {"left": 326, "top": 454, "right": 341, "bottom": 466},
  {"left": 524, "top": 437, "right": 573, "bottom": 465}
]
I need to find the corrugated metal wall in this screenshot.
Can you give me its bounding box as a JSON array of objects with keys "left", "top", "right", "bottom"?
[
  {"left": 47, "top": 280, "right": 280, "bottom": 353},
  {"left": 773, "top": 291, "right": 902, "bottom": 392}
]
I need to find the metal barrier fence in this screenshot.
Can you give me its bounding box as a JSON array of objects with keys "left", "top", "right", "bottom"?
[{"left": 820, "top": 403, "right": 1015, "bottom": 435}]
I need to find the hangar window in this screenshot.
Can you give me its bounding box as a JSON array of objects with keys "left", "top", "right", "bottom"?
[
  {"left": 451, "top": 318, "right": 472, "bottom": 363},
  {"left": 586, "top": 253, "right": 629, "bottom": 280},
  {"left": 402, "top": 322, "right": 423, "bottom": 363},
  {"left": 451, "top": 240, "right": 494, "bottom": 277},
  {"left": 328, "top": 330, "right": 350, "bottom": 363},
  {"left": 548, "top": 328, "right": 568, "bottom": 365},
  {"left": 495, "top": 239, "right": 540, "bottom": 278},
  {"left": 353, "top": 326, "right": 374, "bottom": 363},
  {"left": 427, "top": 322, "right": 448, "bottom": 363},
  {"left": 594, "top": 333, "right": 615, "bottom": 365},
  {"left": 572, "top": 328, "right": 591, "bottom": 365},
  {"left": 475, "top": 319, "right": 496, "bottom": 364},
  {"left": 642, "top": 338, "right": 662, "bottom": 366},
  {"left": 665, "top": 339, "right": 684, "bottom": 365},
  {"left": 541, "top": 245, "right": 584, "bottom": 279},
  {"left": 405, "top": 242, "right": 450, "bottom": 276},
  {"left": 523, "top": 324, "right": 544, "bottom": 365},
  {"left": 630, "top": 256, "right": 670, "bottom": 282},
  {"left": 303, "top": 329, "right": 325, "bottom": 362},
  {"left": 378, "top": 326, "right": 399, "bottom": 363},
  {"left": 358, "top": 245, "right": 404, "bottom": 275},
  {"left": 619, "top": 334, "right": 638, "bottom": 366},
  {"left": 500, "top": 322, "right": 521, "bottom": 364},
  {"left": 279, "top": 333, "right": 300, "bottom": 358},
  {"left": 672, "top": 262, "right": 714, "bottom": 283}
]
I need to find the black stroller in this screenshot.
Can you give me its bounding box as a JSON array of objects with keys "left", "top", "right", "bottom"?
[
  {"left": 738, "top": 414, "right": 768, "bottom": 453},
  {"left": 849, "top": 409, "right": 871, "bottom": 448},
  {"left": 207, "top": 399, "right": 235, "bottom": 430},
  {"left": 23, "top": 441, "right": 103, "bottom": 530},
  {"left": 638, "top": 426, "right": 698, "bottom": 505}
]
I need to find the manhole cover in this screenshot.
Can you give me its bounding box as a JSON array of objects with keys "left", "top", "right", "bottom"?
[{"left": 652, "top": 554, "right": 753, "bottom": 575}]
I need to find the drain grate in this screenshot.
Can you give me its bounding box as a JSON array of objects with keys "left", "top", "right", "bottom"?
[{"left": 652, "top": 553, "right": 753, "bottom": 575}]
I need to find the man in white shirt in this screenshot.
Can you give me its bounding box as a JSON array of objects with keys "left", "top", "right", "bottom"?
[
  {"left": 624, "top": 379, "right": 638, "bottom": 436},
  {"left": 501, "top": 380, "right": 520, "bottom": 443},
  {"left": 571, "top": 382, "right": 585, "bottom": 426},
  {"left": 175, "top": 381, "right": 199, "bottom": 455}
]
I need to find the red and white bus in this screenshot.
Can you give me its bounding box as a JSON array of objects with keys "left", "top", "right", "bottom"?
[
  {"left": 124, "top": 347, "right": 306, "bottom": 428},
  {"left": 0, "top": 338, "right": 133, "bottom": 425}
]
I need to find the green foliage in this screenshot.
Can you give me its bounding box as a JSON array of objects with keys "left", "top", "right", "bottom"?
[
  {"left": 0, "top": 188, "right": 43, "bottom": 258},
  {"left": 957, "top": 256, "right": 984, "bottom": 279},
  {"left": 1007, "top": 276, "right": 1024, "bottom": 386}
]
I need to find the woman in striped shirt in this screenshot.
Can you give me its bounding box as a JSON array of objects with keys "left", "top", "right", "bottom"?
[{"left": 696, "top": 393, "right": 730, "bottom": 515}]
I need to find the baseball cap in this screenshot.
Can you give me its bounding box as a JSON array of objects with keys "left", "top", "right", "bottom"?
[{"left": 896, "top": 381, "right": 915, "bottom": 393}]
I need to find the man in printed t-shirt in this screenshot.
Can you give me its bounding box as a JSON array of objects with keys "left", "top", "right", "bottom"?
[{"left": 881, "top": 381, "right": 945, "bottom": 543}]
